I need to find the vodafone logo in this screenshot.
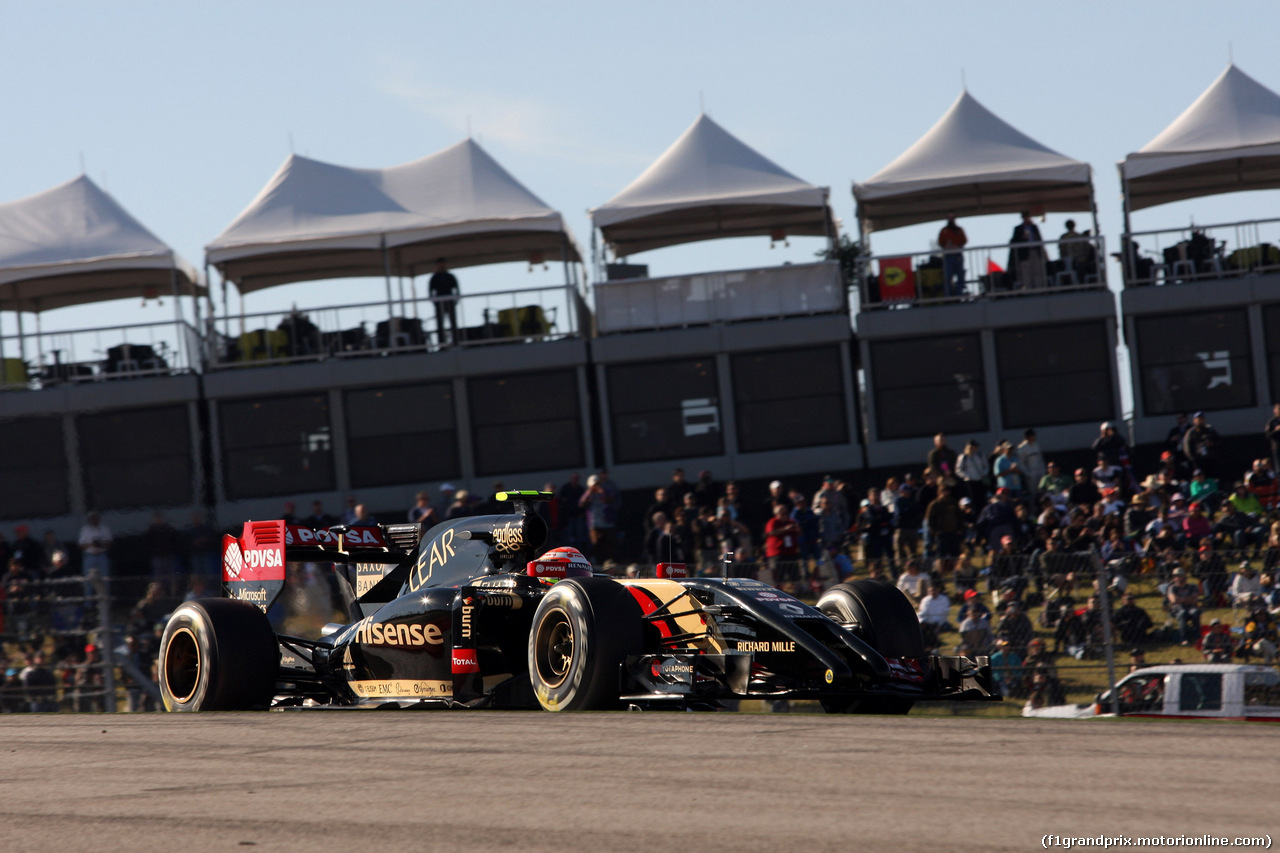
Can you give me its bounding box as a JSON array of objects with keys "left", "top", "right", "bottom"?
[{"left": 224, "top": 541, "right": 244, "bottom": 579}]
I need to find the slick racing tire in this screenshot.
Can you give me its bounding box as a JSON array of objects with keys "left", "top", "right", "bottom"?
[
  {"left": 528, "top": 577, "right": 644, "bottom": 712},
  {"left": 159, "top": 598, "right": 279, "bottom": 712},
  {"left": 816, "top": 580, "right": 923, "bottom": 716}
]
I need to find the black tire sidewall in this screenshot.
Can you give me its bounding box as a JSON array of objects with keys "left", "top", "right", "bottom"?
[
  {"left": 159, "top": 604, "right": 217, "bottom": 712},
  {"left": 159, "top": 598, "right": 278, "bottom": 712}
]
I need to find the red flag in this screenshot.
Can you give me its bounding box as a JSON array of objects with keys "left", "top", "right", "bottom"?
[{"left": 987, "top": 258, "right": 1004, "bottom": 274}]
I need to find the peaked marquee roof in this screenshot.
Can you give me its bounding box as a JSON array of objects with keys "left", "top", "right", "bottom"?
[
  {"left": 1121, "top": 64, "right": 1280, "bottom": 213},
  {"left": 853, "top": 91, "right": 1094, "bottom": 233},
  {"left": 0, "top": 175, "right": 200, "bottom": 313},
  {"left": 207, "top": 139, "right": 581, "bottom": 293},
  {"left": 590, "top": 114, "right": 833, "bottom": 256}
]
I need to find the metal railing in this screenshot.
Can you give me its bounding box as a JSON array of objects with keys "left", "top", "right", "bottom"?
[
  {"left": 1119, "top": 216, "right": 1280, "bottom": 288},
  {"left": 209, "top": 283, "right": 579, "bottom": 369},
  {"left": 855, "top": 235, "right": 1107, "bottom": 310},
  {"left": 0, "top": 318, "right": 200, "bottom": 391},
  {"left": 592, "top": 261, "right": 844, "bottom": 333}
]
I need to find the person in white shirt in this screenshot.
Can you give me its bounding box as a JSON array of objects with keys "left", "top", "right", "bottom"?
[
  {"left": 1230, "top": 563, "right": 1263, "bottom": 606},
  {"left": 896, "top": 558, "right": 929, "bottom": 603},
  {"left": 956, "top": 440, "right": 989, "bottom": 505},
  {"left": 917, "top": 581, "right": 952, "bottom": 630},
  {"left": 78, "top": 512, "right": 113, "bottom": 599},
  {"left": 1017, "top": 429, "right": 1046, "bottom": 498}
]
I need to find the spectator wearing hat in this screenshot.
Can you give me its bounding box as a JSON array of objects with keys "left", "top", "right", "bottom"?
[
  {"left": 975, "top": 488, "right": 1018, "bottom": 553},
  {"left": 1093, "top": 421, "right": 1128, "bottom": 468},
  {"left": 408, "top": 491, "right": 438, "bottom": 526},
  {"left": 1017, "top": 430, "right": 1046, "bottom": 499},
  {"left": 1039, "top": 461, "right": 1071, "bottom": 498},
  {"left": 1230, "top": 562, "right": 1263, "bottom": 605},
  {"left": 996, "top": 599, "right": 1034, "bottom": 657},
  {"left": 989, "top": 638, "right": 1025, "bottom": 697},
  {"left": 1242, "top": 602, "right": 1278, "bottom": 663},
  {"left": 1092, "top": 453, "right": 1123, "bottom": 493},
  {"left": 1113, "top": 591, "right": 1153, "bottom": 646},
  {"left": 580, "top": 471, "right": 620, "bottom": 565},
  {"left": 1166, "top": 568, "right": 1202, "bottom": 644},
  {"left": 1182, "top": 412, "right": 1222, "bottom": 478},
  {"left": 917, "top": 580, "right": 953, "bottom": 648},
  {"left": 925, "top": 486, "right": 964, "bottom": 564},
  {"left": 1247, "top": 458, "right": 1280, "bottom": 510},
  {"left": 1202, "top": 619, "right": 1234, "bottom": 662},
  {"left": 896, "top": 558, "right": 929, "bottom": 604},
  {"left": 1128, "top": 647, "right": 1150, "bottom": 673},
  {"left": 959, "top": 598, "right": 994, "bottom": 654},
  {"left": 1181, "top": 501, "right": 1213, "bottom": 549},
  {"left": 957, "top": 439, "right": 988, "bottom": 506},
  {"left": 1266, "top": 403, "right": 1280, "bottom": 477},
  {"left": 1187, "top": 469, "right": 1221, "bottom": 513},
  {"left": 856, "top": 488, "right": 894, "bottom": 573},
  {"left": 993, "top": 443, "right": 1023, "bottom": 497}
]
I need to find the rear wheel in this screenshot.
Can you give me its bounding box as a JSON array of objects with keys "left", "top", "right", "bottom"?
[
  {"left": 817, "top": 580, "right": 923, "bottom": 715},
  {"left": 528, "top": 578, "right": 643, "bottom": 711},
  {"left": 159, "top": 598, "right": 279, "bottom": 712}
]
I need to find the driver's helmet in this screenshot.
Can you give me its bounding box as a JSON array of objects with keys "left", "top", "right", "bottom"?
[{"left": 527, "top": 546, "right": 594, "bottom": 583}]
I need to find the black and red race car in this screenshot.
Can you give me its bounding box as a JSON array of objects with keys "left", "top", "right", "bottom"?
[{"left": 158, "top": 491, "right": 997, "bottom": 713}]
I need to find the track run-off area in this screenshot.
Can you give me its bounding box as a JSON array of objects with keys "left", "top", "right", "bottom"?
[{"left": 0, "top": 711, "right": 1274, "bottom": 852}]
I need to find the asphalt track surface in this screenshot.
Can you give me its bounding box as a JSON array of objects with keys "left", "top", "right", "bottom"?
[{"left": 0, "top": 711, "right": 1275, "bottom": 853}]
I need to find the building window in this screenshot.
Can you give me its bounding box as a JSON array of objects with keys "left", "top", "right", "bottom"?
[
  {"left": 0, "top": 416, "right": 68, "bottom": 519},
  {"left": 220, "top": 394, "right": 334, "bottom": 500},
  {"left": 607, "top": 358, "right": 723, "bottom": 464},
  {"left": 1135, "top": 310, "right": 1254, "bottom": 416},
  {"left": 346, "top": 383, "right": 460, "bottom": 488},
  {"left": 78, "top": 405, "right": 193, "bottom": 511},
  {"left": 870, "top": 334, "right": 988, "bottom": 440},
  {"left": 469, "top": 370, "right": 584, "bottom": 476},
  {"left": 731, "top": 346, "right": 848, "bottom": 453},
  {"left": 995, "top": 322, "right": 1115, "bottom": 428}
]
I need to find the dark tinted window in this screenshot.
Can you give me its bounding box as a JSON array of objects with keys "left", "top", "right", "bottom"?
[
  {"left": 607, "top": 358, "right": 723, "bottom": 463},
  {"left": 1178, "top": 673, "right": 1223, "bottom": 712},
  {"left": 1260, "top": 304, "right": 1280, "bottom": 405},
  {"left": 995, "top": 322, "right": 1115, "bottom": 428},
  {"left": 220, "top": 394, "right": 334, "bottom": 499},
  {"left": 732, "top": 346, "right": 848, "bottom": 452},
  {"left": 1134, "top": 311, "right": 1254, "bottom": 416},
  {"left": 0, "top": 416, "right": 68, "bottom": 518},
  {"left": 870, "top": 335, "right": 987, "bottom": 439},
  {"left": 78, "top": 406, "right": 192, "bottom": 510},
  {"left": 469, "top": 370, "right": 583, "bottom": 475},
  {"left": 346, "top": 383, "right": 460, "bottom": 488}
]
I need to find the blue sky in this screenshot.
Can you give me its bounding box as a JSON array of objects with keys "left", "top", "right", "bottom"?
[{"left": 3, "top": 1, "right": 1279, "bottom": 337}]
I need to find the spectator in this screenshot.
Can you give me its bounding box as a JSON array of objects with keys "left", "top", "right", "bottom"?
[
  {"left": 408, "top": 491, "right": 439, "bottom": 526},
  {"left": 1093, "top": 421, "right": 1128, "bottom": 468},
  {"left": 938, "top": 215, "right": 968, "bottom": 296},
  {"left": 340, "top": 495, "right": 359, "bottom": 526},
  {"left": 3, "top": 557, "right": 36, "bottom": 639},
  {"left": 1017, "top": 429, "right": 1046, "bottom": 498},
  {"left": 1112, "top": 591, "right": 1153, "bottom": 645},
  {"left": 1243, "top": 603, "right": 1278, "bottom": 664},
  {"left": 645, "top": 513, "right": 688, "bottom": 572},
  {"left": 446, "top": 489, "right": 473, "bottom": 520},
  {"left": 925, "top": 486, "right": 964, "bottom": 565},
  {"left": 1187, "top": 470, "right": 1221, "bottom": 513},
  {"left": 896, "top": 558, "right": 929, "bottom": 604},
  {"left": 1181, "top": 502, "right": 1213, "bottom": 549},
  {"left": 1182, "top": 412, "right": 1222, "bottom": 478},
  {"left": 692, "top": 506, "right": 720, "bottom": 576},
  {"left": 1039, "top": 461, "right": 1071, "bottom": 497},
  {"left": 892, "top": 480, "right": 923, "bottom": 562},
  {"left": 78, "top": 511, "right": 113, "bottom": 584},
  {"left": 281, "top": 501, "right": 298, "bottom": 525},
  {"left": 993, "top": 443, "right": 1023, "bottom": 497},
  {"left": 184, "top": 512, "right": 220, "bottom": 584},
  {"left": 666, "top": 468, "right": 693, "bottom": 508},
  {"left": 1201, "top": 619, "right": 1233, "bottom": 663},
  {"left": 815, "top": 493, "right": 850, "bottom": 578},
  {"left": 927, "top": 433, "right": 959, "bottom": 484},
  {"left": 1009, "top": 211, "right": 1047, "bottom": 290},
  {"left": 1166, "top": 568, "right": 1202, "bottom": 645},
  {"left": 957, "top": 440, "right": 989, "bottom": 505},
  {"left": 790, "top": 493, "right": 822, "bottom": 574},
  {"left": 917, "top": 581, "right": 953, "bottom": 648},
  {"left": 643, "top": 488, "right": 674, "bottom": 536},
  {"left": 692, "top": 469, "right": 719, "bottom": 509},
  {"left": 856, "top": 489, "right": 894, "bottom": 572},
  {"left": 958, "top": 604, "right": 994, "bottom": 654},
  {"left": 557, "top": 474, "right": 586, "bottom": 548},
  {"left": 715, "top": 507, "right": 753, "bottom": 567},
  {"left": 1230, "top": 562, "right": 1263, "bottom": 606},
  {"left": 995, "top": 600, "right": 1035, "bottom": 657},
  {"left": 763, "top": 503, "right": 802, "bottom": 586},
  {"left": 1267, "top": 403, "right": 1280, "bottom": 476},
  {"left": 429, "top": 258, "right": 459, "bottom": 346},
  {"left": 350, "top": 504, "right": 378, "bottom": 527},
  {"left": 1068, "top": 468, "right": 1101, "bottom": 512},
  {"left": 579, "top": 472, "right": 620, "bottom": 566},
  {"left": 1229, "top": 481, "right": 1265, "bottom": 517},
  {"left": 19, "top": 651, "right": 58, "bottom": 713},
  {"left": 9, "top": 525, "right": 42, "bottom": 574},
  {"left": 1247, "top": 458, "right": 1279, "bottom": 510},
  {"left": 990, "top": 638, "right": 1025, "bottom": 698},
  {"left": 436, "top": 483, "right": 458, "bottom": 518},
  {"left": 975, "top": 489, "right": 1018, "bottom": 553},
  {"left": 305, "top": 500, "right": 334, "bottom": 528}
]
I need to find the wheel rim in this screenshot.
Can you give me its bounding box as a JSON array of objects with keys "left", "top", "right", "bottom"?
[
  {"left": 165, "top": 626, "right": 201, "bottom": 703},
  {"left": 534, "top": 610, "right": 575, "bottom": 688}
]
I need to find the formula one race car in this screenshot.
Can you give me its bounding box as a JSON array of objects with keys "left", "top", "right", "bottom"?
[{"left": 158, "top": 491, "right": 998, "bottom": 713}]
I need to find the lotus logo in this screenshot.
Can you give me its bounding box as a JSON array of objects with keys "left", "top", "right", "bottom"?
[{"left": 224, "top": 541, "right": 244, "bottom": 579}]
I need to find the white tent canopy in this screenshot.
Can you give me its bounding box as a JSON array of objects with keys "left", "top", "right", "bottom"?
[
  {"left": 590, "top": 114, "right": 834, "bottom": 257},
  {"left": 853, "top": 91, "right": 1094, "bottom": 234},
  {"left": 0, "top": 175, "right": 200, "bottom": 313},
  {"left": 207, "top": 139, "right": 581, "bottom": 293},
  {"left": 1121, "top": 64, "right": 1280, "bottom": 216}
]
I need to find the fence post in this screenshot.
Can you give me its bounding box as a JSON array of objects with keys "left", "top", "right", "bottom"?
[
  {"left": 1091, "top": 548, "right": 1119, "bottom": 715},
  {"left": 96, "top": 574, "right": 116, "bottom": 713}
]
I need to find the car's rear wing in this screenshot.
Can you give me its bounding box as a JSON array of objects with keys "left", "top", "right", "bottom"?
[{"left": 222, "top": 520, "right": 418, "bottom": 613}]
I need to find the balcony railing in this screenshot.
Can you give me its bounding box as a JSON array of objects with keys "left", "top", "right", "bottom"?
[
  {"left": 1119, "top": 217, "right": 1280, "bottom": 288},
  {"left": 208, "top": 283, "right": 580, "bottom": 369},
  {"left": 0, "top": 318, "right": 201, "bottom": 391},
  {"left": 855, "top": 235, "right": 1107, "bottom": 310},
  {"left": 592, "top": 261, "right": 844, "bottom": 334}
]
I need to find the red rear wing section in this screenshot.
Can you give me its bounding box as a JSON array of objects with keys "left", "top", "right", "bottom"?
[{"left": 224, "top": 520, "right": 287, "bottom": 612}]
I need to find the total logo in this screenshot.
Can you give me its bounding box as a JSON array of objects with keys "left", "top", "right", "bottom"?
[{"left": 452, "top": 648, "right": 480, "bottom": 674}]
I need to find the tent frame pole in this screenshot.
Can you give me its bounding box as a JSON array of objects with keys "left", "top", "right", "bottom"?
[
  {"left": 171, "top": 266, "right": 184, "bottom": 373},
  {"left": 381, "top": 236, "right": 398, "bottom": 347}
]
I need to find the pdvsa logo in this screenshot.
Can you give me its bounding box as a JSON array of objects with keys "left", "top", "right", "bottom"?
[
  {"left": 224, "top": 541, "right": 244, "bottom": 579},
  {"left": 243, "top": 548, "right": 282, "bottom": 569}
]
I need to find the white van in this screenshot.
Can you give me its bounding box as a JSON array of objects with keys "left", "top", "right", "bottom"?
[{"left": 1023, "top": 664, "right": 1280, "bottom": 721}]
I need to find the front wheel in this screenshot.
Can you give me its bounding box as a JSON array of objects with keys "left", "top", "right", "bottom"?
[
  {"left": 159, "top": 598, "right": 279, "bottom": 712},
  {"left": 817, "top": 580, "right": 923, "bottom": 715},
  {"left": 528, "top": 578, "right": 643, "bottom": 712}
]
